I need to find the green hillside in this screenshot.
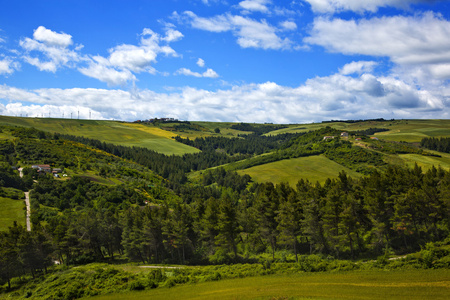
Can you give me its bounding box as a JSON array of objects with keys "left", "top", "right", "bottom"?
[
  {"left": 1, "top": 121, "right": 450, "bottom": 299},
  {"left": 0, "top": 116, "right": 199, "bottom": 155},
  {"left": 237, "top": 155, "right": 362, "bottom": 185}
]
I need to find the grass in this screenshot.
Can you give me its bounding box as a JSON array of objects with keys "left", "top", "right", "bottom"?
[
  {"left": 0, "top": 116, "right": 199, "bottom": 155},
  {"left": 237, "top": 155, "right": 363, "bottom": 186},
  {"left": 90, "top": 269, "right": 450, "bottom": 300},
  {"left": 399, "top": 152, "right": 450, "bottom": 171},
  {"left": 0, "top": 195, "right": 25, "bottom": 231},
  {"left": 270, "top": 119, "right": 450, "bottom": 142}
]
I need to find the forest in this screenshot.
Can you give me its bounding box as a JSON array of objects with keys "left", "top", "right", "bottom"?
[{"left": 0, "top": 123, "right": 449, "bottom": 295}]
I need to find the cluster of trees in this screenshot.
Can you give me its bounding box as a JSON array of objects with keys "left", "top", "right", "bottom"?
[
  {"left": 174, "top": 133, "right": 300, "bottom": 156},
  {"left": 5, "top": 164, "right": 448, "bottom": 274},
  {"left": 421, "top": 137, "right": 450, "bottom": 153},
  {"left": 352, "top": 128, "right": 389, "bottom": 136},
  {"left": 230, "top": 122, "right": 287, "bottom": 135}
]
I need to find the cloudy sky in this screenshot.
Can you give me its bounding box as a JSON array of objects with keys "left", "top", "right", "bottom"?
[{"left": 0, "top": 0, "right": 449, "bottom": 123}]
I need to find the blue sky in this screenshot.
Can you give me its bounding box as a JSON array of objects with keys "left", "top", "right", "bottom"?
[{"left": 0, "top": 0, "right": 449, "bottom": 123}]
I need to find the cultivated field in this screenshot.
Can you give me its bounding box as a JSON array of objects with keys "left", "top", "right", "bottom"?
[{"left": 90, "top": 269, "right": 450, "bottom": 300}]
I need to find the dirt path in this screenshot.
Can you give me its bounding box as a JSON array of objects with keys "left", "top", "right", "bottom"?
[
  {"left": 19, "top": 168, "right": 31, "bottom": 231},
  {"left": 24, "top": 191, "right": 31, "bottom": 231}
]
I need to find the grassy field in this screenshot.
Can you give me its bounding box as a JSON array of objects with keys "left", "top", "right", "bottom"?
[
  {"left": 0, "top": 196, "right": 25, "bottom": 231},
  {"left": 237, "top": 155, "right": 363, "bottom": 186},
  {"left": 399, "top": 152, "right": 450, "bottom": 171},
  {"left": 0, "top": 116, "right": 199, "bottom": 155},
  {"left": 90, "top": 269, "right": 450, "bottom": 300},
  {"left": 269, "top": 119, "right": 450, "bottom": 142}
]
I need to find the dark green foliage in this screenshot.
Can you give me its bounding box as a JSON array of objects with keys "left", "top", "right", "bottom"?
[
  {"left": 230, "top": 123, "right": 288, "bottom": 135},
  {"left": 175, "top": 132, "right": 300, "bottom": 156},
  {"left": 351, "top": 128, "right": 390, "bottom": 136},
  {"left": 421, "top": 137, "right": 450, "bottom": 153}
]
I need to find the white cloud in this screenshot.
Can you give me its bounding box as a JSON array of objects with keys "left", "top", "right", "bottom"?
[
  {"left": 0, "top": 57, "right": 19, "bottom": 75},
  {"left": 305, "top": 13, "right": 450, "bottom": 79},
  {"left": 76, "top": 28, "right": 180, "bottom": 85},
  {"left": 20, "top": 27, "right": 82, "bottom": 72},
  {"left": 78, "top": 56, "right": 136, "bottom": 86},
  {"left": 239, "top": 0, "right": 271, "bottom": 13},
  {"left": 1, "top": 64, "right": 447, "bottom": 123},
  {"left": 162, "top": 28, "right": 184, "bottom": 42},
  {"left": 303, "top": 0, "right": 434, "bottom": 14},
  {"left": 339, "top": 61, "right": 378, "bottom": 75},
  {"left": 183, "top": 11, "right": 232, "bottom": 32},
  {"left": 175, "top": 67, "right": 219, "bottom": 78},
  {"left": 175, "top": 68, "right": 203, "bottom": 77},
  {"left": 33, "top": 26, "right": 73, "bottom": 47},
  {"left": 203, "top": 68, "right": 219, "bottom": 78},
  {"left": 280, "top": 20, "right": 297, "bottom": 31},
  {"left": 197, "top": 58, "right": 205, "bottom": 67},
  {"left": 18, "top": 26, "right": 182, "bottom": 85},
  {"left": 183, "top": 11, "right": 292, "bottom": 50}
]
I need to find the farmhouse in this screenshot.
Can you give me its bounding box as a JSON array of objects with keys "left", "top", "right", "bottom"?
[
  {"left": 341, "top": 132, "right": 349, "bottom": 138},
  {"left": 323, "top": 136, "right": 335, "bottom": 140},
  {"left": 32, "top": 164, "right": 52, "bottom": 173}
]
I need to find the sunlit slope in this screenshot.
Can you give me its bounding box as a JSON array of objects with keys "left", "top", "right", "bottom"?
[
  {"left": 399, "top": 152, "right": 450, "bottom": 171},
  {"left": 0, "top": 196, "right": 25, "bottom": 231},
  {"left": 0, "top": 116, "right": 200, "bottom": 155},
  {"left": 237, "top": 155, "right": 362, "bottom": 186},
  {"left": 270, "top": 119, "right": 450, "bottom": 142},
  {"left": 91, "top": 269, "right": 450, "bottom": 300}
]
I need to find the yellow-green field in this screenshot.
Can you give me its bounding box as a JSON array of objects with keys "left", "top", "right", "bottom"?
[
  {"left": 0, "top": 196, "right": 25, "bottom": 231},
  {"left": 269, "top": 119, "right": 450, "bottom": 143},
  {"left": 399, "top": 152, "right": 450, "bottom": 171},
  {"left": 0, "top": 116, "right": 199, "bottom": 155},
  {"left": 90, "top": 269, "right": 450, "bottom": 300},
  {"left": 237, "top": 155, "right": 363, "bottom": 186}
]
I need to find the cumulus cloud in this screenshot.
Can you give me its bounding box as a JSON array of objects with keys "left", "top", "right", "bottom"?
[
  {"left": 239, "top": 0, "right": 271, "bottom": 13},
  {"left": 182, "top": 11, "right": 292, "bottom": 50},
  {"left": 77, "top": 28, "right": 181, "bottom": 85},
  {"left": 197, "top": 58, "right": 205, "bottom": 67},
  {"left": 0, "top": 57, "right": 20, "bottom": 75},
  {"left": 175, "top": 67, "right": 219, "bottom": 78},
  {"left": 1, "top": 64, "right": 447, "bottom": 123},
  {"left": 305, "top": 13, "right": 450, "bottom": 79},
  {"left": 33, "top": 26, "right": 73, "bottom": 47},
  {"left": 339, "top": 61, "right": 378, "bottom": 75},
  {"left": 18, "top": 26, "right": 183, "bottom": 85},
  {"left": 303, "top": 0, "right": 435, "bottom": 14},
  {"left": 280, "top": 20, "right": 297, "bottom": 31},
  {"left": 19, "top": 26, "right": 83, "bottom": 72}
]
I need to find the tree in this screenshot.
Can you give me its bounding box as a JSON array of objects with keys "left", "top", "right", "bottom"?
[
  {"left": 215, "top": 193, "right": 241, "bottom": 260},
  {"left": 276, "top": 189, "right": 302, "bottom": 262}
]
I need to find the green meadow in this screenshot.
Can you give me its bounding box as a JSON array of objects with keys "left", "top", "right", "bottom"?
[
  {"left": 237, "top": 155, "right": 362, "bottom": 186},
  {"left": 0, "top": 116, "right": 199, "bottom": 155},
  {"left": 90, "top": 269, "right": 450, "bottom": 300},
  {"left": 399, "top": 152, "right": 450, "bottom": 171},
  {"left": 270, "top": 119, "right": 450, "bottom": 143},
  {"left": 0, "top": 194, "right": 25, "bottom": 231}
]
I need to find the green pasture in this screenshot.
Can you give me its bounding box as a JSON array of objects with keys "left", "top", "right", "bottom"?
[
  {"left": 0, "top": 195, "right": 25, "bottom": 231},
  {"left": 0, "top": 116, "right": 199, "bottom": 155},
  {"left": 270, "top": 119, "right": 450, "bottom": 142},
  {"left": 399, "top": 152, "right": 450, "bottom": 171},
  {"left": 237, "top": 155, "right": 362, "bottom": 186},
  {"left": 91, "top": 269, "right": 450, "bottom": 300}
]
